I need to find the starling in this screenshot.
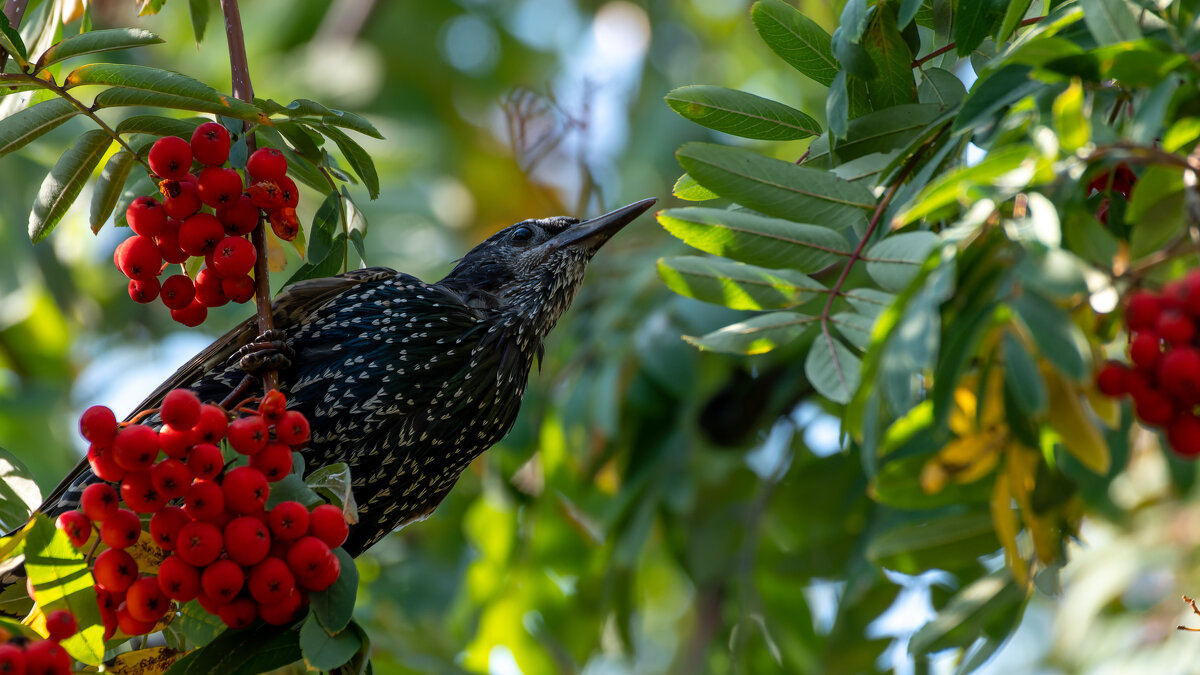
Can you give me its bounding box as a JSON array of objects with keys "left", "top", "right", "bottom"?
[{"left": 39, "top": 198, "right": 656, "bottom": 556}]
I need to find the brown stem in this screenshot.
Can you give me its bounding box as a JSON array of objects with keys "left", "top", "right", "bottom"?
[
  {"left": 220, "top": 0, "right": 277, "bottom": 392},
  {"left": 912, "top": 16, "right": 1044, "bottom": 68}
]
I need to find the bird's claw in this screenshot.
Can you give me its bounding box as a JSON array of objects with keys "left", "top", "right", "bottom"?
[{"left": 229, "top": 330, "right": 294, "bottom": 375}]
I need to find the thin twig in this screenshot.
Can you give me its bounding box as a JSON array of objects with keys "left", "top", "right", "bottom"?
[
  {"left": 912, "top": 16, "right": 1044, "bottom": 68},
  {"left": 220, "top": 0, "right": 278, "bottom": 393}
]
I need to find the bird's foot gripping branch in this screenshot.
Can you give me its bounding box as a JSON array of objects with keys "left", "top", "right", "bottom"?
[{"left": 2, "top": 389, "right": 364, "bottom": 673}]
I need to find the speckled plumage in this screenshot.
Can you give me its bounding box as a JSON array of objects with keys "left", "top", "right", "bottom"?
[{"left": 39, "top": 199, "right": 655, "bottom": 556}]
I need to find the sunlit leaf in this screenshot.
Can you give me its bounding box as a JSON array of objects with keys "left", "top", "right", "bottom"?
[
  {"left": 0, "top": 449, "right": 38, "bottom": 536},
  {"left": 673, "top": 173, "right": 719, "bottom": 201},
  {"left": 36, "top": 28, "right": 162, "bottom": 70},
  {"left": 751, "top": 0, "right": 839, "bottom": 86},
  {"left": 0, "top": 98, "right": 79, "bottom": 159},
  {"left": 24, "top": 517, "right": 104, "bottom": 665},
  {"left": 657, "top": 256, "right": 825, "bottom": 310},
  {"left": 90, "top": 150, "right": 135, "bottom": 233},
  {"left": 658, "top": 207, "right": 849, "bottom": 271},
  {"left": 1045, "top": 368, "right": 1110, "bottom": 474},
  {"left": 665, "top": 85, "right": 820, "bottom": 140},
  {"left": 115, "top": 114, "right": 204, "bottom": 138},
  {"left": 29, "top": 129, "right": 112, "bottom": 243},
  {"left": 806, "top": 333, "right": 861, "bottom": 404},
  {"left": 684, "top": 311, "right": 815, "bottom": 355}
]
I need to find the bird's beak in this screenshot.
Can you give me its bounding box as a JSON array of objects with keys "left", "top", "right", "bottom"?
[{"left": 544, "top": 198, "right": 657, "bottom": 253}]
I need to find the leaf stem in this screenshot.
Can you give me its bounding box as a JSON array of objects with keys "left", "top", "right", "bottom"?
[
  {"left": 220, "top": 0, "right": 278, "bottom": 393},
  {"left": 912, "top": 16, "right": 1043, "bottom": 68}
]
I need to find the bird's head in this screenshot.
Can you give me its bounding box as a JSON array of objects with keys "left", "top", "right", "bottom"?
[{"left": 440, "top": 198, "right": 656, "bottom": 327}]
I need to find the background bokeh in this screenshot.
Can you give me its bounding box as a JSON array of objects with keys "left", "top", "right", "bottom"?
[{"left": 4, "top": 1, "right": 1200, "bottom": 673}]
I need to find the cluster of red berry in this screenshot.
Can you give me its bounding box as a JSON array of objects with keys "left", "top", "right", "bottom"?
[
  {"left": 0, "top": 610, "right": 77, "bottom": 675},
  {"left": 1096, "top": 272, "right": 1200, "bottom": 457},
  {"left": 57, "top": 389, "right": 346, "bottom": 637},
  {"left": 113, "top": 122, "right": 301, "bottom": 327},
  {"left": 1088, "top": 163, "right": 1136, "bottom": 225}
]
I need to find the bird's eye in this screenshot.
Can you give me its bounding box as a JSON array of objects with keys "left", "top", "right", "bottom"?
[{"left": 511, "top": 226, "right": 534, "bottom": 243}]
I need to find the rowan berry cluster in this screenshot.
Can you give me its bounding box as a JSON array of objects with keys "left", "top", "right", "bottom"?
[
  {"left": 1096, "top": 272, "right": 1200, "bottom": 457},
  {"left": 0, "top": 610, "right": 77, "bottom": 675},
  {"left": 113, "top": 121, "right": 301, "bottom": 327},
  {"left": 60, "top": 389, "right": 346, "bottom": 638}
]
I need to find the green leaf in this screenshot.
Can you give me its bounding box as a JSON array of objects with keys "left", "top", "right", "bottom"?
[
  {"left": 176, "top": 600, "right": 226, "bottom": 649},
  {"left": 29, "top": 129, "right": 112, "bottom": 243},
  {"left": 1013, "top": 291, "right": 1087, "bottom": 381},
  {"left": 285, "top": 234, "right": 345, "bottom": 286},
  {"left": 24, "top": 517, "right": 104, "bottom": 665},
  {"left": 90, "top": 150, "right": 135, "bottom": 233},
  {"left": 0, "top": 449, "right": 39, "bottom": 534},
  {"left": 832, "top": 311, "right": 875, "bottom": 350},
  {"left": 665, "top": 85, "right": 819, "bottom": 140},
  {"left": 684, "top": 311, "right": 815, "bottom": 355},
  {"left": 954, "top": 0, "right": 1007, "bottom": 56},
  {"left": 657, "top": 207, "right": 849, "bottom": 271},
  {"left": 311, "top": 548, "right": 358, "bottom": 633},
  {"left": 677, "top": 142, "right": 875, "bottom": 231},
  {"left": 909, "top": 570, "right": 1024, "bottom": 656},
  {"left": 0, "top": 12, "right": 28, "bottom": 67},
  {"left": 897, "top": 144, "right": 1031, "bottom": 223},
  {"left": 258, "top": 98, "right": 384, "bottom": 139},
  {"left": 997, "top": 0, "right": 1035, "bottom": 43},
  {"left": 955, "top": 65, "right": 1039, "bottom": 133},
  {"left": 1052, "top": 78, "right": 1088, "bottom": 152},
  {"left": 307, "top": 191, "right": 341, "bottom": 264},
  {"left": 806, "top": 334, "right": 862, "bottom": 404},
  {"left": 0, "top": 98, "right": 80, "bottom": 159},
  {"left": 1127, "top": 165, "right": 1185, "bottom": 258},
  {"left": 305, "top": 462, "right": 358, "bottom": 516},
  {"left": 36, "top": 28, "right": 162, "bottom": 70},
  {"left": 917, "top": 68, "right": 967, "bottom": 108},
  {"left": 657, "top": 256, "right": 826, "bottom": 310},
  {"left": 275, "top": 121, "right": 325, "bottom": 162},
  {"left": 78, "top": 63, "right": 261, "bottom": 119},
  {"left": 1081, "top": 0, "right": 1142, "bottom": 44},
  {"left": 317, "top": 125, "right": 379, "bottom": 199},
  {"left": 845, "top": 288, "right": 896, "bottom": 317},
  {"left": 672, "top": 173, "right": 718, "bottom": 201},
  {"left": 805, "top": 102, "right": 941, "bottom": 167},
  {"left": 865, "top": 231, "right": 938, "bottom": 292},
  {"left": 867, "top": 510, "right": 999, "bottom": 574},
  {"left": 165, "top": 624, "right": 301, "bottom": 675},
  {"left": 898, "top": 0, "right": 922, "bottom": 28},
  {"left": 1002, "top": 332, "right": 1047, "bottom": 417},
  {"left": 751, "top": 0, "right": 839, "bottom": 86},
  {"left": 188, "top": 0, "right": 210, "bottom": 43},
  {"left": 826, "top": 70, "right": 851, "bottom": 139},
  {"left": 115, "top": 114, "right": 204, "bottom": 138},
  {"left": 862, "top": 4, "right": 916, "bottom": 108},
  {"left": 301, "top": 614, "right": 362, "bottom": 671}
]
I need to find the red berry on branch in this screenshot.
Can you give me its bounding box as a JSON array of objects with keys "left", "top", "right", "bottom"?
[
  {"left": 268, "top": 207, "right": 300, "bottom": 241},
  {"left": 170, "top": 298, "right": 209, "bottom": 328},
  {"left": 197, "top": 167, "right": 244, "bottom": 209},
  {"left": 201, "top": 559, "right": 245, "bottom": 603},
  {"left": 277, "top": 176, "right": 299, "bottom": 208},
  {"left": 248, "top": 556, "right": 295, "bottom": 606},
  {"left": 268, "top": 501, "right": 309, "bottom": 541},
  {"left": 156, "top": 218, "right": 189, "bottom": 264},
  {"left": 258, "top": 390, "right": 288, "bottom": 424},
  {"left": 309, "top": 504, "right": 348, "bottom": 549},
  {"left": 258, "top": 586, "right": 303, "bottom": 626},
  {"left": 116, "top": 601, "right": 158, "bottom": 636},
  {"left": 80, "top": 405, "right": 118, "bottom": 444},
  {"left": 222, "top": 466, "right": 269, "bottom": 514},
  {"left": 1157, "top": 310, "right": 1195, "bottom": 344},
  {"left": 148, "top": 136, "right": 193, "bottom": 180},
  {"left": 120, "top": 470, "right": 168, "bottom": 514},
  {"left": 81, "top": 482, "right": 119, "bottom": 522},
  {"left": 23, "top": 639, "right": 71, "bottom": 675},
  {"left": 100, "top": 508, "right": 143, "bottom": 550},
  {"left": 126, "top": 196, "right": 167, "bottom": 237},
  {"left": 196, "top": 591, "right": 225, "bottom": 616},
  {"left": 56, "top": 510, "right": 92, "bottom": 547},
  {"left": 150, "top": 458, "right": 191, "bottom": 501},
  {"left": 88, "top": 443, "right": 126, "bottom": 482},
  {"left": 179, "top": 213, "right": 225, "bottom": 257},
  {"left": 161, "top": 388, "right": 202, "bottom": 431},
  {"left": 115, "top": 235, "right": 164, "bottom": 281},
  {"left": 160, "top": 274, "right": 197, "bottom": 311},
  {"left": 126, "top": 576, "right": 170, "bottom": 623},
  {"left": 1129, "top": 332, "right": 1162, "bottom": 371},
  {"left": 217, "top": 597, "right": 258, "bottom": 629},
  {"left": 186, "top": 442, "right": 225, "bottom": 480},
  {"left": 162, "top": 179, "right": 202, "bottom": 219},
  {"left": 276, "top": 411, "right": 310, "bottom": 446},
  {"left": 1126, "top": 290, "right": 1162, "bottom": 331},
  {"left": 224, "top": 516, "right": 271, "bottom": 567},
  {"left": 286, "top": 536, "right": 338, "bottom": 590},
  {"left": 184, "top": 479, "right": 225, "bottom": 522},
  {"left": 246, "top": 147, "right": 287, "bottom": 182},
  {"left": 211, "top": 236, "right": 256, "bottom": 279},
  {"left": 228, "top": 416, "right": 269, "bottom": 456},
  {"left": 251, "top": 443, "right": 294, "bottom": 482},
  {"left": 1158, "top": 347, "right": 1200, "bottom": 402},
  {"left": 194, "top": 267, "right": 229, "bottom": 308},
  {"left": 0, "top": 644, "right": 26, "bottom": 675},
  {"left": 128, "top": 277, "right": 161, "bottom": 304},
  {"left": 158, "top": 425, "right": 195, "bottom": 460},
  {"left": 247, "top": 181, "right": 284, "bottom": 210},
  {"left": 176, "top": 521, "right": 224, "bottom": 567},
  {"left": 93, "top": 548, "right": 139, "bottom": 593},
  {"left": 158, "top": 555, "right": 202, "bottom": 603},
  {"left": 222, "top": 274, "right": 256, "bottom": 304},
  {"left": 193, "top": 405, "right": 229, "bottom": 444},
  {"left": 149, "top": 505, "right": 190, "bottom": 551},
  {"left": 217, "top": 194, "right": 259, "bottom": 236},
  {"left": 45, "top": 609, "right": 77, "bottom": 641},
  {"left": 1133, "top": 387, "right": 1176, "bottom": 427},
  {"left": 112, "top": 425, "right": 159, "bottom": 472},
  {"left": 190, "top": 122, "right": 232, "bottom": 167}
]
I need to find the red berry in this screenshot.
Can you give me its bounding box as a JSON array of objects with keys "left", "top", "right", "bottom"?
[
  {"left": 248, "top": 556, "right": 295, "bottom": 606},
  {"left": 170, "top": 298, "right": 209, "bottom": 327},
  {"left": 258, "top": 587, "right": 303, "bottom": 626},
  {"left": 222, "top": 274, "right": 256, "bottom": 304},
  {"left": 120, "top": 470, "right": 167, "bottom": 514},
  {"left": 1158, "top": 347, "right": 1200, "bottom": 403},
  {"left": 193, "top": 404, "right": 229, "bottom": 444},
  {"left": 150, "top": 458, "right": 191, "bottom": 500},
  {"left": 149, "top": 136, "right": 193, "bottom": 180},
  {"left": 184, "top": 479, "right": 225, "bottom": 522},
  {"left": 303, "top": 549, "right": 341, "bottom": 591},
  {"left": 211, "top": 236, "right": 256, "bottom": 279},
  {"left": 286, "top": 536, "right": 337, "bottom": 590},
  {"left": 196, "top": 591, "right": 225, "bottom": 616},
  {"left": 268, "top": 501, "right": 309, "bottom": 541},
  {"left": 194, "top": 267, "right": 229, "bottom": 308},
  {"left": 88, "top": 443, "right": 126, "bottom": 482},
  {"left": 228, "top": 416, "right": 269, "bottom": 456},
  {"left": 179, "top": 213, "right": 225, "bottom": 257},
  {"left": 217, "top": 597, "right": 258, "bottom": 629},
  {"left": 175, "top": 521, "right": 223, "bottom": 567},
  {"left": 149, "top": 505, "right": 190, "bottom": 551},
  {"left": 275, "top": 411, "right": 310, "bottom": 446},
  {"left": 197, "top": 167, "right": 244, "bottom": 209},
  {"left": 250, "top": 442, "right": 295, "bottom": 482},
  {"left": 190, "top": 122, "right": 232, "bottom": 166},
  {"left": 186, "top": 442, "right": 225, "bottom": 480},
  {"left": 126, "top": 196, "right": 167, "bottom": 237},
  {"left": 156, "top": 218, "right": 188, "bottom": 263},
  {"left": 162, "top": 179, "right": 202, "bottom": 219},
  {"left": 80, "top": 405, "right": 118, "bottom": 443},
  {"left": 0, "top": 644, "right": 26, "bottom": 675},
  {"left": 217, "top": 194, "right": 260, "bottom": 236},
  {"left": 222, "top": 466, "right": 270, "bottom": 514},
  {"left": 158, "top": 424, "right": 195, "bottom": 459},
  {"left": 1133, "top": 387, "right": 1176, "bottom": 427},
  {"left": 1129, "top": 332, "right": 1162, "bottom": 371},
  {"left": 23, "top": 639, "right": 71, "bottom": 675},
  {"left": 161, "top": 389, "right": 202, "bottom": 431},
  {"left": 128, "top": 277, "right": 160, "bottom": 303},
  {"left": 160, "top": 274, "right": 197, "bottom": 311},
  {"left": 1111, "top": 164, "right": 1136, "bottom": 197},
  {"left": 258, "top": 390, "right": 288, "bottom": 423},
  {"left": 126, "top": 576, "right": 170, "bottom": 623},
  {"left": 56, "top": 510, "right": 91, "bottom": 547},
  {"left": 224, "top": 516, "right": 271, "bottom": 567},
  {"left": 247, "top": 181, "right": 284, "bottom": 210},
  {"left": 246, "top": 148, "right": 288, "bottom": 182},
  {"left": 116, "top": 601, "right": 157, "bottom": 636},
  {"left": 1163, "top": 412, "right": 1198, "bottom": 456},
  {"left": 268, "top": 207, "right": 300, "bottom": 241},
  {"left": 1126, "top": 291, "right": 1162, "bottom": 331},
  {"left": 277, "top": 176, "right": 299, "bottom": 209},
  {"left": 201, "top": 559, "right": 245, "bottom": 602},
  {"left": 1157, "top": 310, "right": 1196, "bottom": 344},
  {"left": 112, "top": 425, "right": 159, "bottom": 472},
  {"left": 93, "top": 548, "right": 139, "bottom": 593},
  {"left": 45, "top": 609, "right": 78, "bottom": 641},
  {"left": 158, "top": 555, "right": 202, "bottom": 603},
  {"left": 100, "top": 508, "right": 142, "bottom": 549},
  {"left": 114, "top": 234, "right": 163, "bottom": 281},
  {"left": 81, "top": 482, "right": 119, "bottom": 522},
  {"left": 309, "top": 504, "right": 348, "bottom": 549}
]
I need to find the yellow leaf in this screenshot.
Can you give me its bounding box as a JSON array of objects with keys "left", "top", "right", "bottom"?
[
  {"left": 990, "top": 471, "right": 1027, "bottom": 588},
  {"left": 1045, "top": 368, "right": 1111, "bottom": 474},
  {"left": 110, "top": 646, "right": 186, "bottom": 675},
  {"left": 265, "top": 231, "right": 288, "bottom": 272}
]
